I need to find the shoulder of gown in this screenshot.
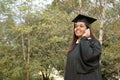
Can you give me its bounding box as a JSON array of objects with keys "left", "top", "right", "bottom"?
[{"left": 76, "top": 36, "right": 102, "bottom": 74}]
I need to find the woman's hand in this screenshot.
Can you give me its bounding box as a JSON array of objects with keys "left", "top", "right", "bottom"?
[{"left": 82, "top": 29, "right": 90, "bottom": 38}]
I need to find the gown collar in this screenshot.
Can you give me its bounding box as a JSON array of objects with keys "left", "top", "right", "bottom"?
[
  {"left": 76, "top": 40, "right": 79, "bottom": 44},
  {"left": 76, "top": 37, "right": 92, "bottom": 44}
]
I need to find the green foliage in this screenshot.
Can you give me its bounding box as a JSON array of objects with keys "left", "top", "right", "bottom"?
[{"left": 0, "top": 0, "right": 120, "bottom": 80}]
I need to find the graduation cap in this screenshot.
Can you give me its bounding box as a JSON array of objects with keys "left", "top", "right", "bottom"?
[{"left": 72, "top": 14, "right": 97, "bottom": 25}]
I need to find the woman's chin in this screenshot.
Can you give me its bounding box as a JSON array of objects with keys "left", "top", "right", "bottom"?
[{"left": 76, "top": 34, "right": 82, "bottom": 38}]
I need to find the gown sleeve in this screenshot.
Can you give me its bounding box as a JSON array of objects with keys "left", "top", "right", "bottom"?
[{"left": 76, "top": 36, "right": 102, "bottom": 74}]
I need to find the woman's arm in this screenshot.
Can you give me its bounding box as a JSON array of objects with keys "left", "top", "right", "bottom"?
[{"left": 80, "top": 36, "right": 102, "bottom": 65}]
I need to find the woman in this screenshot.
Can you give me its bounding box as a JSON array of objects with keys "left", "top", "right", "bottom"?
[{"left": 64, "top": 14, "right": 102, "bottom": 80}]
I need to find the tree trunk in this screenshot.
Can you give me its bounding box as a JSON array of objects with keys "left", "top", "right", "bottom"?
[
  {"left": 99, "top": 0, "right": 107, "bottom": 44},
  {"left": 118, "top": 68, "right": 120, "bottom": 80},
  {"left": 22, "top": 33, "right": 26, "bottom": 61},
  {"left": 79, "top": 0, "right": 82, "bottom": 13},
  {"left": 42, "top": 71, "right": 50, "bottom": 80},
  {"left": 26, "top": 33, "right": 31, "bottom": 80}
]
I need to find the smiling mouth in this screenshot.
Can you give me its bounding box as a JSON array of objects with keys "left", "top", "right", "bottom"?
[{"left": 76, "top": 30, "right": 81, "bottom": 33}]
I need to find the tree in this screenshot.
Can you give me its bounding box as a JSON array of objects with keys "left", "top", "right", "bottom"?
[
  {"left": 79, "top": 0, "right": 82, "bottom": 13},
  {"left": 98, "top": 0, "right": 107, "bottom": 44},
  {"left": 0, "top": 0, "right": 120, "bottom": 80}
]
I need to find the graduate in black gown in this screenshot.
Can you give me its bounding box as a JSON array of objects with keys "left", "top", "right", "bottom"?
[{"left": 64, "top": 14, "right": 102, "bottom": 80}]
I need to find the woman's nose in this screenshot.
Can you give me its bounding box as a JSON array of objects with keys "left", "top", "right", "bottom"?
[{"left": 76, "top": 26, "right": 81, "bottom": 29}]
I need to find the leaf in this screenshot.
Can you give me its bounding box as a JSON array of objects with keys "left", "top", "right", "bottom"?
[{"left": 26, "top": 0, "right": 30, "bottom": 2}]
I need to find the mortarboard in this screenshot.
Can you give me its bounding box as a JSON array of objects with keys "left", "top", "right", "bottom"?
[{"left": 72, "top": 14, "right": 97, "bottom": 25}]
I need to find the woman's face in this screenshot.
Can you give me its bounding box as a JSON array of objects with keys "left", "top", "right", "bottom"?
[{"left": 74, "top": 22, "right": 87, "bottom": 38}]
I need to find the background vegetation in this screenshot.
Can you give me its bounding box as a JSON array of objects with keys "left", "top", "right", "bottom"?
[{"left": 0, "top": 0, "right": 120, "bottom": 80}]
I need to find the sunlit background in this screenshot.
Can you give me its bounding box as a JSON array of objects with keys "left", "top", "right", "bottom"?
[{"left": 0, "top": 0, "right": 120, "bottom": 80}]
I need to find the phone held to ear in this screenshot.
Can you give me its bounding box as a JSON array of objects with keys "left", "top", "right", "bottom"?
[{"left": 83, "top": 28, "right": 90, "bottom": 38}]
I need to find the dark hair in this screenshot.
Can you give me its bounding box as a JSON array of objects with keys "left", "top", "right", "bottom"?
[{"left": 66, "top": 22, "right": 97, "bottom": 54}]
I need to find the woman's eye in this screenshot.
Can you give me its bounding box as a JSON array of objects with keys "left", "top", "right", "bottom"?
[
  {"left": 75, "top": 25, "right": 78, "bottom": 28},
  {"left": 75, "top": 25, "right": 85, "bottom": 28},
  {"left": 81, "top": 25, "right": 86, "bottom": 27}
]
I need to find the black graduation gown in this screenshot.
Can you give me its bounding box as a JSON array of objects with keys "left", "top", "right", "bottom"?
[{"left": 64, "top": 36, "right": 102, "bottom": 80}]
